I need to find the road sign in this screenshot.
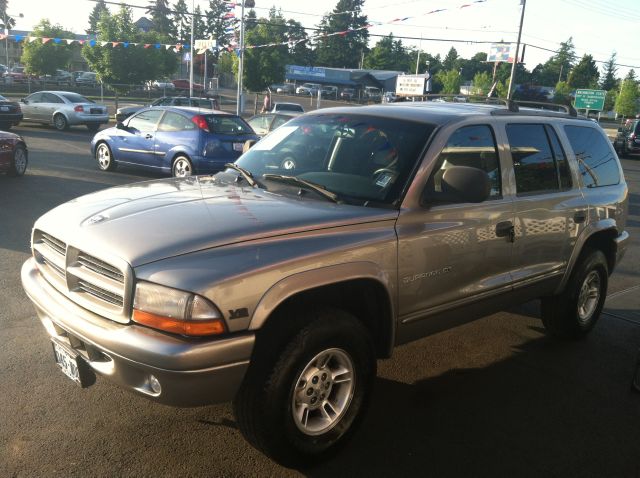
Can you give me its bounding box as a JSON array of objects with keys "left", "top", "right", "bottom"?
[
  {"left": 574, "top": 89, "right": 606, "bottom": 111},
  {"left": 396, "top": 75, "right": 429, "bottom": 96}
]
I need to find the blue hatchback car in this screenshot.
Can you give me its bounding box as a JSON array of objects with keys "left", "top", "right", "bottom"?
[{"left": 91, "top": 106, "right": 259, "bottom": 177}]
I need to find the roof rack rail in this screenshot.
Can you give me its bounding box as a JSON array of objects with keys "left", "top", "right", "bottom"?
[{"left": 514, "top": 100, "right": 578, "bottom": 116}]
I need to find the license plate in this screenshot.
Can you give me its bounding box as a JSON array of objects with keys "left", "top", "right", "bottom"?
[
  {"left": 51, "top": 340, "right": 95, "bottom": 387},
  {"left": 90, "top": 108, "right": 102, "bottom": 114},
  {"left": 0, "top": 106, "right": 8, "bottom": 112},
  {"left": 233, "top": 142, "right": 245, "bottom": 152}
]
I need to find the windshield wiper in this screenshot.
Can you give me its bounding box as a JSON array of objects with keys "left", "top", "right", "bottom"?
[
  {"left": 225, "top": 163, "right": 257, "bottom": 187},
  {"left": 262, "top": 174, "right": 339, "bottom": 203}
]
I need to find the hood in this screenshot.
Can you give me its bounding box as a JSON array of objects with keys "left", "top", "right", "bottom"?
[{"left": 35, "top": 176, "right": 398, "bottom": 267}]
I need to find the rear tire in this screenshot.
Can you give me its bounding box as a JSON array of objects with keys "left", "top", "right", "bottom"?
[
  {"left": 541, "top": 248, "right": 608, "bottom": 338},
  {"left": 172, "top": 155, "right": 193, "bottom": 177},
  {"left": 233, "top": 308, "right": 376, "bottom": 466},
  {"left": 8, "top": 144, "right": 27, "bottom": 176},
  {"left": 53, "top": 114, "right": 68, "bottom": 131}
]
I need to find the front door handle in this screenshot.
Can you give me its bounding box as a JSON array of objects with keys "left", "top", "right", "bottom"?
[
  {"left": 144, "top": 134, "right": 153, "bottom": 139},
  {"left": 496, "top": 221, "right": 515, "bottom": 242},
  {"left": 574, "top": 211, "right": 587, "bottom": 223}
]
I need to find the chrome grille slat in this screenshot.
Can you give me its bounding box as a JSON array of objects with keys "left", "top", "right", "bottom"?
[
  {"left": 77, "top": 253, "right": 124, "bottom": 283},
  {"left": 41, "top": 233, "right": 66, "bottom": 256},
  {"left": 77, "top": 280, "right": 124, "bottom": 307},
  {"left": 42, "top": 257, "right": 65, "bottom": 277}
]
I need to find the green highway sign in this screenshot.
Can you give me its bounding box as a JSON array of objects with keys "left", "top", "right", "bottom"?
[{"left": 574, "top": 89, "right": 606, "bottom": 111}]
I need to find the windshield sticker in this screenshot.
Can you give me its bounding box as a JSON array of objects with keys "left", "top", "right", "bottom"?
[{"left": 375, "top": 174, "right": 392, "bottom": 188}]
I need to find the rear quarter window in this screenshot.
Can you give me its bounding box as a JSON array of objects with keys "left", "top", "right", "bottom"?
[{"left": 564, "top": 125, "right": 620, "bottom": 188}]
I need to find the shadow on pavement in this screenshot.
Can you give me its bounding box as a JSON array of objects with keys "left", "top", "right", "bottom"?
[{"left": 308, "top": 318, "right": 640, "bottom": 477}]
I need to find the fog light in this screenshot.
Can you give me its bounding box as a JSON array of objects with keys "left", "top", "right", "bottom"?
[{"left": 149, "top": 375, "right": 161, "bottom": 394}]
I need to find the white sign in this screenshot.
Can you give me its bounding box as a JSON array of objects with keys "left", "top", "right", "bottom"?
[
  {"left": 396, "top": 75, "right": 427, "bottom": 96},
  {"left": 194, "top": 39, "right": 217, "bottom": 54}
]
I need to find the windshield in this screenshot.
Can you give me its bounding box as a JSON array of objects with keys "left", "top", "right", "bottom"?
[
  {"left": 235, "top": 113, "right": 434, "bottom": 206},
  {"left": 62, "top": 93, "right": 93, "bottom": 104}
]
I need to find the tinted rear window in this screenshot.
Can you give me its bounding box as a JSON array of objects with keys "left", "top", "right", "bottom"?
[
  {"left": 564, "top": 125, "right": 620, "bottom": 188},
  {"left": 276, "top": 104, "right": 303, "bottom": 112},
  {"left": 61, "top": 93, "right": 93, "bottom": 104},
  {"left": 205, "top": 115, "right": 253, "bottom": 135}
]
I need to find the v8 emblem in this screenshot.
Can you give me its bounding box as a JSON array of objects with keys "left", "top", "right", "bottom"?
[{"left": 228, "top": 308, "right": 249, "bottom": 320}]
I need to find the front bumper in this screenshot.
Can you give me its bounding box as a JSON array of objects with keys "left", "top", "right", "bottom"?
[
  {"left": 614, "top": 230, "right": 630, "bottom": 268},
  {"left": 21, "top": 257, "right": 254, "bottom": 406}
]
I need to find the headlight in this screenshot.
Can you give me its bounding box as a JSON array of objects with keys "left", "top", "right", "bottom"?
[{"left": 132, "top": 281, "right": 225, "bottom": 336}]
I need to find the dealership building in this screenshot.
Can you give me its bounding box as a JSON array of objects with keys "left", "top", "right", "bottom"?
[{"left": 284, "top": 65, "right": 402, "bottom": 94}]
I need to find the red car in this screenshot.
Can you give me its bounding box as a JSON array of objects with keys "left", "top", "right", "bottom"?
[
  {"left": 171, "top": 78, "right": 205, "bottom": 92},
  {"left": 0, "top": 131, "right": 28, "bottom": 176}
]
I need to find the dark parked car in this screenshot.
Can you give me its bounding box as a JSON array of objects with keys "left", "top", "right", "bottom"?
[
  {"left": 247, "top": 112, "right": 297, "bottom": 137},
  {"left": 116, "top": 96, "right": 220, "bottom": 122},
  {"left": 75, "top": 72, "right": 98, "bottom": 87},
  {"left": 91, "top": 106, "right": 259, "bottom": 177},
  {"left": 340, "top": 87, "right": 356, "bottom": 101},
  {"left": 0, "top": 94, "right": 23, "bottom": 130},
  {"left": 613, "top": 118, "right": 640, "bottom": 158},
  {"left": 0, "top": 130, "right": 27, "bottom": 176}
]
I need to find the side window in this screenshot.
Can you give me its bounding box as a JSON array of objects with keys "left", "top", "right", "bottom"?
[
  {"left": 425, "top": 124, "right": 501, "bottom": 203},
  {"left": 545, "top": 125, "right": 572, "bottom": 190},
  {"left": 564, "top": 125, "right": 620, "bottom": 188},
  {"left": 271, "top": 116, "right": 290, "bottom": 129},
  {"left": 27, "top": 93, "right": 43, "bottom": 103},
  {"left": 127, "top": 109, "right": 163, "bottom": 132},
  {"left": 158, "top": 111, "right": 195, "bottom": 132},
  {"left": 247, "top": 115, "right": 270, "bottom": 134},
  {"left": 506, "top": 124, "right": 559, "bottom": 195},
  {"left": 43, "top": 93, "right": 64, "bottom": 104}
]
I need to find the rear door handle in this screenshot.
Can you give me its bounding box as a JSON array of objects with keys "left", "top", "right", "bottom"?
[
  {"left": 496, "top": 221, "right": 515, "bottom": 242},
  {"left": 144, "top": 134, "right": 153, "bottom": 139},
  {"left": 574, "top": 211, "right": 587, "bottom": 223}
]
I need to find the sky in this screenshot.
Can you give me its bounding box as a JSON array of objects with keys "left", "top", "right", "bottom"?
[{"left": 9, "top": 0, "right": 640, "bottom": 79}]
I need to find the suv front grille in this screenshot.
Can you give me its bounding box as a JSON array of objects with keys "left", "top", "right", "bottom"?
[{"left": 32, "top": 229, "right": 132, "bottom": 324}]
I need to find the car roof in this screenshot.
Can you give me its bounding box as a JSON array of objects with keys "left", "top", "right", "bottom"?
[
  {"left": 304, "top": 101, "right": 593, "bottom": 125},
  {"left": 152, "top": 106, "right": 232, "bottom": 116}
]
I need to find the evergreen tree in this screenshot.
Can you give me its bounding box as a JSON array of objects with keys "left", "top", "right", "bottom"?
[
  {"left": 205, "top": 0, "right": 233, "bottom": 57},
  {"left": 600, "top": 51, "right": 618, "bottom": 91},
  {"left": 87, "top": 0, "right": 109, "bottom": 35},
  {"left": 567, "top": 54, "right": 599, "bottom": 89},
  {"left": 147, "top": 0, "right": 173, "bottom": 38},
  {"left": 536, "top": 37, "right": 576, "bottom": 86},
  {"left": 245, "top": 9, "right": 258, "bottom": 31},
  {"left": 287, "top": 19, "right": 314, "bottom": 66},
  {"left": 315, "top": 0, "right": 369, "bottom": 68},
  {"left": 436, "top": 69, "right": 461, "bottom": 94},
  {"left": 364, "top": 34, "right": 411, "bottom": 71},
  {"left": 615, "top": 70, "right": 639, "bottom": 117},
  {"left": 172, "top": 0, "right": 190, "bottom": 44},
  {"left": 442, "top": 47, "right": 460, "bottom": 71}
]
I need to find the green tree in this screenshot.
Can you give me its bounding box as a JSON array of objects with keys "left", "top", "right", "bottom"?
[
  {"left": 147, "top": 0, "right": 173, "bottom": 38},
  {"left": 205, "top": 0, "right": 233, "bottom": 58},
  {"left": 567, "top": 54, "right": 599, "bottom": 89},
  {"left": 87, "top": 0, "right": 108, "bottom": 35},
  {"left": 471, "top": 71, "right": 492, "bottom": 95},
  {"left": 364, "top": 34, "right": 411, "bottom": 71},
  {"left": 535, "top": 37, "right": 576, "bottom": 86},
  {"left": 460, "top": 52, "right": 491, "bottom": 82},
  {"left": 191, "top": 5, "right": 206, "bottom": 40},
  {"left": 442, "top": 47, "right": 460, "bottom": 72},
  {"left": 553, "top": 80, "right": 572, "bottom": 105},
  {"left": 615, "top": 71, "right": 639, "bottom": 117},
  {"left": 245, "top": 9, "right": 257, "bottom": 31},
  {"left": 21, "top": 20, "right": 74, "bottom": 75},
  {"left": 600, "top": 51, "right": 618, "bottom": 91},
  {"left": 436, "top": 69, "right": 461, "bottom": 94},
  {"left": 82, "top": 4, "right": 178, "bottom": 91},
  {"left": 287, "top": 19, "right": 314, "bottom": 66},
  {"left": 315, "top": 0, "right": 368, "bottom": 68},
  {"left": 0, "top": 1, "right": 16, "bottom": 30},
  {"left": 172, "top": 0, "right": 190, "bottom": 44}
]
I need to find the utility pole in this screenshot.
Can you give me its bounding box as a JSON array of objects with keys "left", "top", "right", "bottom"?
[
  {"left": 415, "top": 35, "right": 422, "bottom": 74},
  {"left": 3, "top": 12, "right": 23, "bottom": 69},
  {"left": 189, "top": 0, "right": 194, "bottom": 98},
  {"left": 507, "top": 0, "right": 526, "bottom": 99}
]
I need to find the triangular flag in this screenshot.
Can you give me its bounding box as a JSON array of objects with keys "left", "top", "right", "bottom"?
[{"left": 42, "top": 37, "right": 51, "bottom": 44}]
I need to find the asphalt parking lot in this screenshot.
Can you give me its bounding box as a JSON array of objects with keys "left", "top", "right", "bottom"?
[{"left": 1, "top": 123, "right": 639, "bottom": 477}]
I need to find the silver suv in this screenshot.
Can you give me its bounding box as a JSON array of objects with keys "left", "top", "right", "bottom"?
[{"left": 21, "top": 102, "right": 629, "bottom": 465}]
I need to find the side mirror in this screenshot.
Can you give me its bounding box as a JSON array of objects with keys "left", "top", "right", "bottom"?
[
  {"left": 440, "top": 166, "right": 491, "bottom": 203},
  {"left": 116, "top": 121, "right": 126, "bottom": 130},
  {"left": 21, "top": 98, "right": 27, "bottom": 104}
]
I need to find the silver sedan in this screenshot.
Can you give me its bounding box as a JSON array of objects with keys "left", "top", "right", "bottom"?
[{"left": 20, "top": 91, "right": 109, "bottom": 132}]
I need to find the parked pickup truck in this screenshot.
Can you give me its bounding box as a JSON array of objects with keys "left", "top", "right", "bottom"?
[{"left": 22, "top": 101, "right": 629, "bottom": 465}]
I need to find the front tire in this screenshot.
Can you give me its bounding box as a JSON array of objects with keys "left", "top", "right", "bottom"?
[
  {"left": 172, "top": 155, "right": 193, "bottom": 177},
  {"left": 541, "top": 248, "right": 608, "bottom": 338},
  {"left": 95, "top": 142, "right": 116, "bottom": 171},
  {"left": 233, "top": 308, "right": 376, "bottom": 466},
  {"left": 8, "top": 145, "right": 27, "bottom": 176},
  {"left": 53, "top": 114, "right": 68, "bottom": 131}
]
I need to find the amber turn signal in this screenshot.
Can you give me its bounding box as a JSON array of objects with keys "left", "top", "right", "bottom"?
[{"left": 133, "top": 309, "right": 226, "bottom": 336}]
